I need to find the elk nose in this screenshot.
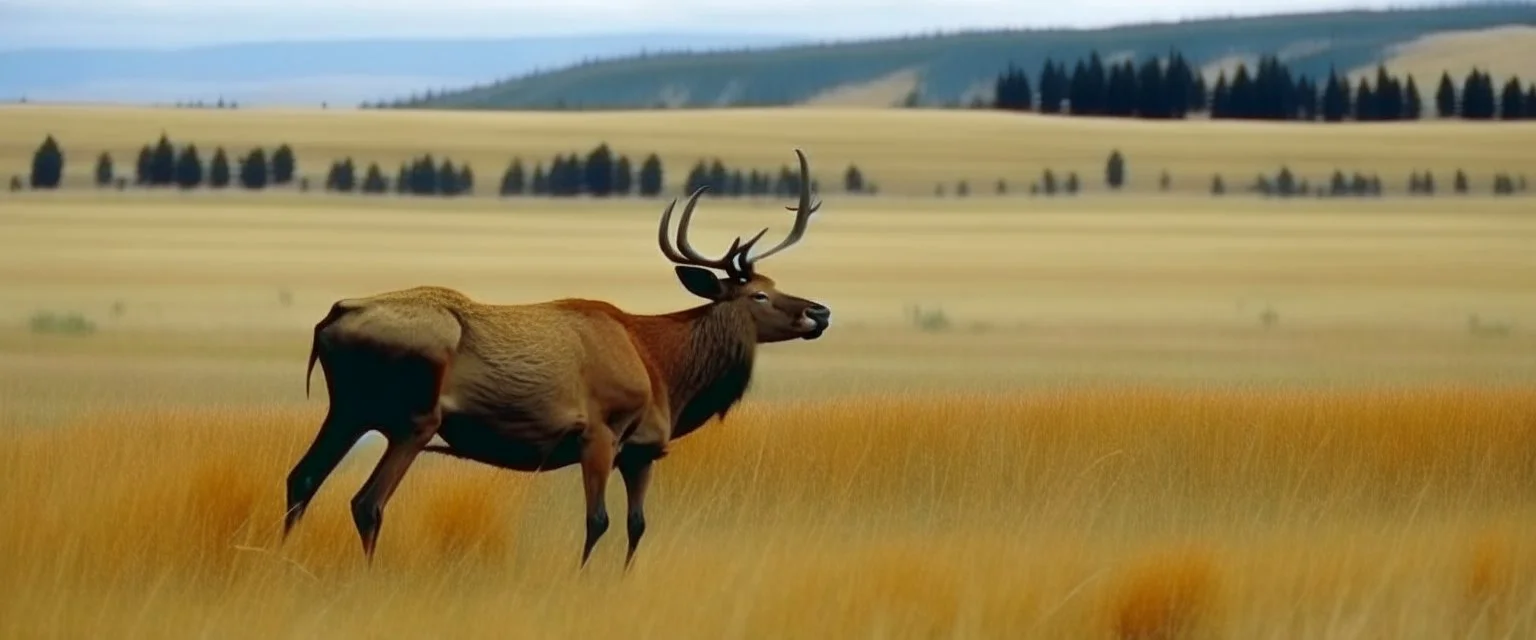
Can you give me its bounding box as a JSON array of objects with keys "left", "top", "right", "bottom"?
[{"left": 805, "top": 304, "right": 831, "bottom": 321}]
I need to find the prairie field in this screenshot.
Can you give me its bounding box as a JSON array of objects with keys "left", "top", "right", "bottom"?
[
  {"left": 3, "top": 104, "right": 1536, "bottom": 195},
  {"left": 3, "top": 106, "right": 1536, "bottom": 638}
]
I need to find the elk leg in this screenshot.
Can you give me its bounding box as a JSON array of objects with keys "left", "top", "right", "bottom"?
[
  {"left": 349, "top": 409, "right": 440, "bottom": 562},
  {"left": 616, "top": 445, "right": 659, "bottom": 570},
  {"left": 578, "top": 425, "right": 616, "bottom": 568},
  {"left": 283, "top": 409, "right": 364, "bottom": 539}
]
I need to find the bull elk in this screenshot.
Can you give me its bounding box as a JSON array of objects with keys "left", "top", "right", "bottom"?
[{"left": 282, "top": 149, "right": 831, "bottom": 569}]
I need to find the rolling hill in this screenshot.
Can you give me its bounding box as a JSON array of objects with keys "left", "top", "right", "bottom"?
[{"left": 399, "top": 3, "right": 1536, "bottom": 110}]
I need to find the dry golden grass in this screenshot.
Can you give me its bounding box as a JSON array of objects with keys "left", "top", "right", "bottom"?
[
  {"left": 4, "top": 179, "right": 1536, "bottom": 636},
  {"left": 3, "top": 104, "right": 1536, "bottom": 194},
  {"left": 3, "top": 191, "right": 1535, "bottom": 428},
  {"left": 1, "top": 387, "right": 1534, "bottom": 638}
]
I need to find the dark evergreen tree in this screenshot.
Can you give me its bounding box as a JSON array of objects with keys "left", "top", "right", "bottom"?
[
  {"left": 584, "top": 143, "right": 615, "bottom": 196},
  {"left": 1454, "top": 169, "right": 1469, "bottom": 194},
  {"left": 1404, "top": 75, "right": 1422, "bottom": 119},
  {"left": 29, "top": 135, "right": 64, "bottom": 189},
  {"left": 437, "top": 158, "right": 460, "bottom": 196},
  {"left": 684, "top": 160, "right": 709, "bottom": 195},
  {"left": 1330, "top": 170, "right": 1348, "bottom": 196},
  {"left": 1104, "top": 150, "right": 1125, "bottom": 190},
  {"left": 1189, "top": 72, "right": 1208, "bottom": 114},
  {"left": 271, "top": 144, "right": 296, "bottom": 185},
  {"left": 1136, "top": 56, "right": 1167, "bottom": 118},
  {"left": 844, "top": 164, "right": 865, "bottom": 193},
  {"left": 1068, "top": 59, "right": 1092, "bottom": 115},
  {"left": 362, "top": 162, "right": 387, "bottom": 193},
  {"left": 613, "top": 155, "right": 633, "bottom": 196},
  {"left": 1500, "top": 76, "right": 1524, "bottom": 119},
  {"left": 727, "top": 170, "right": 746, "bottom": 197},
  {"left": 458, "top": 165, "right": 474, "bottom": 195},
  {"left": 325, "top": 158, "right": 357, "bottom": 192},
  {"left": 1040, "top": 168, "right": 1057, "bottom": 195},
  {"left": 135, "top": 145, "right": 154, "bottom": 185},
  {"left": 1321, "top": 67, "right": 1349, "bottom": 121},
  {"left": 394, "top": 163, "right": 409, "bottom": 194},
  {"left": 748, "top": 169, "right": 770, "bottom": 196},
  {"left": 174, "top": 144, "right": 203, "bottom": 189},
  {"left": 531, "top": 164, "right": 548, "bottom": 195},
  {"left": 1461, "top": 68, "right": 1496, "bottom": 119},
  {"left": 1353, "top": 77, "right": 1376, "bottom": 121},
  {"left": 1165, "top": 50, "right": 1195, "bottom": 117},
  {"left": 238, "top": 148, "right": 268, "bottom": 189},
  {"left": 209, "top": 148, "right": 231, "bottom": 188},
  {"left": 637, "top": 153, "right": 663, "bottom": 197},
  {"left": 1106, "top": 60, "right": 1138, "bottom": 116},
  {"left": 150, "top": 133, "right": 176, "bottom": 186},
  {"left": 94, "top": 152, "right": 113, "bottom": 187},
  {"left": 992, "top": 63, "right": 1034, "bottom": 111},
  {"left": 1037, "top": 58, "right": 1066, "bottom": 114},
  {"left": 500, "top": 158, "right": 526, "bottom": 196},
  {"left": 1373, "top": 65, "right": 1403, "bottom": 120},
  {"left": 1435, "top": 71, "right": 1458, "bottom": 117},
  {"left": 1210, "top": 71, "right": 1230, "bottom": 117},
  {"left": 707, "top": 158, "right": 729, "bottom": 196},
  {"left": 559, "top": 153, "right": 583, "bottom": 196},
  {"left": 1084, "top": 51, "right": 1108, "bottom": 115},
  {"left": 1224, "top": 64, "right": 1254, "bottom": 119},
  {"left": 1294, "top": 76, "right": 1318, "bottom": 120}
]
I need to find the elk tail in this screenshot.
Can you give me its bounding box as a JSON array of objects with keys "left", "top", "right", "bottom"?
[{"left": 306, "top": 301, "right": 350, "bottom": 399}]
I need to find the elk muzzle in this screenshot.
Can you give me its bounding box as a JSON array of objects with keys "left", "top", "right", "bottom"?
[{"left": 799, "top": 303, "right": 831, "bottom": 340}]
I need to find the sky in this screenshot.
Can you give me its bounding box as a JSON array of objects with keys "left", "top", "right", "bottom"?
[{"left": 0, "top": 0, "right": 1425, "bottom": 49}]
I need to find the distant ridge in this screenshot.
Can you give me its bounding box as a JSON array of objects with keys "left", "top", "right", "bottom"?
[{"left": 393, "top": 3, "right": 1536, "bottom": 110}]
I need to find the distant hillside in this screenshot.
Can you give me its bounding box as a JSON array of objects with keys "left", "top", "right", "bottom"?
[
  {"left": 402, "top": 4, "right": 1536, "bottom": 110},
  {"left": 0, "top": 32, "right": 807, "bottom": 107}
]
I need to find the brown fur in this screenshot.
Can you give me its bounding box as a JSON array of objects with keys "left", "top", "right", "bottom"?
[{"left": 281, "top": 149, "right": 831, "bottom": 569}]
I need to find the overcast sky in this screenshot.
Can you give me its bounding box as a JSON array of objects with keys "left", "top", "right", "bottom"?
[{"left": 2, "top": 0, "right": 1419, "bottom": 49}]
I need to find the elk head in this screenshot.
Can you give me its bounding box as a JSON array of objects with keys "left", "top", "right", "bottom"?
[{"left": 657, "top": 148, "right": 830, "bottom": 343}]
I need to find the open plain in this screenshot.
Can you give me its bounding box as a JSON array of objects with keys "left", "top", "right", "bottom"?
[{"left": 2, "top": 105, "right": 1536, "bottom": 638}]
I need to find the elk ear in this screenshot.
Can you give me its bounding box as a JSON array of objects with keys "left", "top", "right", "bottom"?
[{"left": 674, "top": 265, "right": 726, "bottom": 300}]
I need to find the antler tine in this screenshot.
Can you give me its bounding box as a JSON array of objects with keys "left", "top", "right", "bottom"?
[
  {"left": 658, "top": 185, "right": 755, "bottom": 276},
  {"left": 655, "top": 195, "right": 692, "bottom": 264},
  {"left": 746, "top": 148, "right": 820, "bottom": 265}
]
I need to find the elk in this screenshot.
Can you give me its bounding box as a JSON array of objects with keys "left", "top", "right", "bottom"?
[{"left": 282, "top": 148, "right": 831, "bottom": 569}]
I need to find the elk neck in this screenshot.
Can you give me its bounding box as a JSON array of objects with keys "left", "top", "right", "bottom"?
[{"left": 632, "top": 301, "right": 758, "bottom": 439}]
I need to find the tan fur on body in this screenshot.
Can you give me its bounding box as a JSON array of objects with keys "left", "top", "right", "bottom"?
[{"left": 285, "top": 149, "right": 831, "bottom": 569}]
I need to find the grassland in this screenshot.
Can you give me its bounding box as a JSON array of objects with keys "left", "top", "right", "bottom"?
[
  {"left": 5, "top": 104, "right": 1536, "bottom": 196},
  {"left": 3, "top": 101, "right": 1536, "bottom": 637},
  {"left": 2, "top": 178, "right": 1535, "bottom": 636}
]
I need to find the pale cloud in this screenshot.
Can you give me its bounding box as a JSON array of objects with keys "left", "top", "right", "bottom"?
[{"left": 1, "top": 0, "right": 1415, "bottom": 49}]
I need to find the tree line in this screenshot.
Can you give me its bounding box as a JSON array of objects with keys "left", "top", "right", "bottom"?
[
  {"left": 23, "top": 133, "right": 297, "bottom": 191},
  {"left": 18, "top": 133, "right": 1525, "bottom": 199},
  {"left": 992, "top": 48, "right": 1536, "bottom": 121},
  {"left": 20, "top": 135, "right": 881, "bottom": 198},
  {"left": 929, "top": 148, "right": 1529, "bottom": 199}
]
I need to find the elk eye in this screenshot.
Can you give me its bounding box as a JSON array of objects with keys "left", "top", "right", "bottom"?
[{"left": 750, "top": 292, "right": 770, "bottom": 303}]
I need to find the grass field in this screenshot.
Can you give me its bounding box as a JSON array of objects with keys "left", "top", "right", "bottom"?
[
  {"left": 4, "top": 105, "right": 1536, "bottom": 195},
  {"left": 3, "top": 105, "right": 1536, "bottom": 637}
]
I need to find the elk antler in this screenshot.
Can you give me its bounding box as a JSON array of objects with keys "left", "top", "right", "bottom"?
[{"left": 656, "top": 148, "right": 821, "bottom": 282}]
